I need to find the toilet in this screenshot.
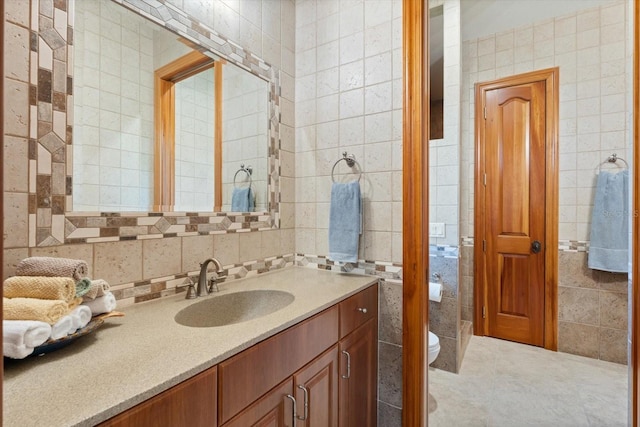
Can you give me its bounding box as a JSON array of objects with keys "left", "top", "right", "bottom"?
[
  {"left": 428, "top": 280, "right": 442, "bottom": 365},
  {"left": 428, "top": 331, "right": 440, "bottom": 365}
]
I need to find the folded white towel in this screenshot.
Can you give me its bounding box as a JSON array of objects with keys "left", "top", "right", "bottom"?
[
  {"left": 50, "top": 315, "right": 74, "bottom": 340},
  {"left": 69, "top": 305, "right": 92, "bottom": 332},
  {"left": 3, "top": 320, "right": 52, "bottom": 359},
  {"left": 82, "top": 291, "right": 116, "bottom": 316}
]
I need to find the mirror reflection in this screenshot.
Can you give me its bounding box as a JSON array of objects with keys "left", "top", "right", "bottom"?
[{"left": 72, "top": 0, "right": 268, "bottom": 213}]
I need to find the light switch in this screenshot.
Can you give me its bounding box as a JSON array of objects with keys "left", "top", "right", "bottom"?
[{"left": 429, "top": 223, "right": 445, "bottom": 237}]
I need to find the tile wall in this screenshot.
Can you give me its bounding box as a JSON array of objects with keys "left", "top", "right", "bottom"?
[
  {"left": 460, "top": 1, "right": 632, "bottom": 363},
  {"left": 175, "top": 69, "right": 216, "bottom": 212},
  {"left": 73, "top": 0, "right": 155, "bottom": 212},
  {"left": 220, "top": 64, "right": 269, "bottom": 212},
  {"left": 3, "top": 0, "right": 296, "bottom": 303},
  {"left": 293, "top": 1, "right": 405, "bottom": 423}
]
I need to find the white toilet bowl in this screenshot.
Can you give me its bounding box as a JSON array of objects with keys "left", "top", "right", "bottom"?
[{"left": 428, "top": 331, "right": 440, "bottom": 365}]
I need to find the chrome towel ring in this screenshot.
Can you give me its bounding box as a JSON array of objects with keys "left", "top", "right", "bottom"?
[
  {"left": 331, "top": 152, "right": 362, "bottom": 183},
  {"left": 597, "top": 153, "right": 629, "bottom": 174},
  {"left": 233, "top": 164, "right": 253, "bottom": 188}
]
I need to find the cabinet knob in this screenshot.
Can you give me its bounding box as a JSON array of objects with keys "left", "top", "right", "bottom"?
[{"left": 357, "top": 307, "right": 368, "bottom": 314}]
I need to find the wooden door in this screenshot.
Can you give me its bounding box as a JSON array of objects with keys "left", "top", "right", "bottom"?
[
  {"left": 294, "top": 346, "right": 339, "bottom": 427},
  {"left": 223, "top": 379, "right": 294, "bottom": 427},
  {"left": 338, "top": 319, "right": 377, "bottom": 427},
  {"left": 479, "top": 77, "right": 549, "bottom": 347},
  {"left": 475, "top": 68, "right": 559, "bottom": 350}
]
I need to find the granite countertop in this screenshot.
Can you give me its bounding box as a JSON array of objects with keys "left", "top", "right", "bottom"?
[{"left": 4, "top": 267, "right": 378, "bottom": 427}]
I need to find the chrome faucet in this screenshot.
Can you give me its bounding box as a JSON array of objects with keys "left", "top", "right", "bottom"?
[{"left": 197, "top": 258, "right": 225, "bottom": 297}]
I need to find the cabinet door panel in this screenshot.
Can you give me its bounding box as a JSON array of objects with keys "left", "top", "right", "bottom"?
[
  {"left": 99, "top": 367, "right": 217, "bottom": 427},
  {"left": 223, "top": 379, "right": 294, "bottom": 427},
  {"left": 338, "top": 319, "right": 377, "bottom": 427},
  {"left": 294, "top": 345, "right": 339, "bottom": 427}
]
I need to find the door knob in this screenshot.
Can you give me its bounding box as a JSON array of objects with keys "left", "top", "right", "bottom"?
[{"left": 531, "top": 240, "right": 542, "bottom": 254}]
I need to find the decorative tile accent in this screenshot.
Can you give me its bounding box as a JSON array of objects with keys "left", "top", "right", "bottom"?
[
  {"left": 295, "top": 254, "right": 403, "bottom": 281},
  {"left": 29, "top": 0, "right": 282, "bottom": 247},
  {"left": 111, "top": 254, "right": 296, "bottom": 306},
  {"left": 463, "top": 237, "right": 591, "bottom": 253}
]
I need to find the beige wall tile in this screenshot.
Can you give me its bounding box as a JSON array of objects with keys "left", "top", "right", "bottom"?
[
  {"left": 4, "top": 192, "right": 29, "bottom": 248},
  {"left": 260, "top": 229, "right": 281, "bottom": 258},
  {"left": 558, "top": 286, "right": 600, "bottom": 325},
  {"left": 558, "top": 251, "right": 598, "bottom": 289},
  {"left": 558, "top": 321, "right": 599, "bottom": 359},
  {"left": 378, "top": 341, "right": 402, "bottom": 407},
  {"left": 30, "top": 243, "right": 95, "bottom": 276},
  {"left": 213, "top": 233, "right": 240, "bottom": 267},
  {"left": 94, "top": 240, "right": 143, "bottom": 285},
  {"left": 5, "top": 22, "right": 30, "bottom": 82},
  {"left": 3, "top": 136, "right": 29, "bottom": 192},
  {"left": 600, "top": 291, "right": 628, "bottom": 330},
  {"left": 280, "top": 228, "right": 295, "bottom": 254},
  {"left": 5, "top": 0, "right": 30, "bottom": 26},
  {"left": 4, "top": 79, "right": 29, "bottom": 137},
  {"left": 3, "top": 248, "right": 29, "bottom": 279},
  {"left": 239, "top": 231, "right": 262, "bottom": 262},
  {"left": 599, "top": 327, "right": 627, "bottom": 364},
  {"left": 143, "top": 237, "right": 182, "bottom": 280},
  {"left": 379, "top": 280, "right": 402, "bottom": 346},
  {"left": 181, "top": 235, "right": 214, "bottom": 273}
]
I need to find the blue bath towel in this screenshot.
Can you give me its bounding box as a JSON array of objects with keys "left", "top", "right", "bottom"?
[
  {"left": 588, "top": 170, "right": 629, "bottom": 273},
  {"left": 231, "top": 187, "right": 254, "bottom": 212},
  {"left": 328, "top": 181, "right": 362, "bottom": 263}
]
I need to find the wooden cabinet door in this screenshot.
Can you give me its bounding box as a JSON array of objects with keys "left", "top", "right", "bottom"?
[
  {"left": 222, "top": 379, "right": 295, "bottom": 427},
  {"left": 294, "top": 346, "right": 339, "bottom": 427},
  {"left": 338, "top": 319, "right": 377, "bottom": 427},
  {"left": 99, "top": 366, "right": 217, "bottom": 427}
]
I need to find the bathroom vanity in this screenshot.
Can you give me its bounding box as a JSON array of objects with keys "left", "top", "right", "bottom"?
[{"left": 4, "top": 268, "right": 378, "bottom": 427}]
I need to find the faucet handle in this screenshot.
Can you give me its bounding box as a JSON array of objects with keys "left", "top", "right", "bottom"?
[
  {"left": 208, "top": 277, "right": 219, "bottom": 293},
  {"left": 177, "top": 278, "right": 197, "bottom": 299}
]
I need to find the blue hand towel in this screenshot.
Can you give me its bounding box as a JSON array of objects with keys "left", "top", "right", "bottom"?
[
  {"left": 588, "top": 170, "right": 629, "bottom": 273},
  {"left": 328, "top": 181, "right": 362, "bottom": 263},
  {"left": 231, "top": 187, "right": 254, "bottom": 212}
]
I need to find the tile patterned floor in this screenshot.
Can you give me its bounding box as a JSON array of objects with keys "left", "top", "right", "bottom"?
[{"left": 428, "top": 336, "right": 628, "bottom": 426}]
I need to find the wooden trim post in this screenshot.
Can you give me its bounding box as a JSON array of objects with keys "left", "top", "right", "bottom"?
[{"left": 402, "top": 0, "right": 430, "bottom": 425}]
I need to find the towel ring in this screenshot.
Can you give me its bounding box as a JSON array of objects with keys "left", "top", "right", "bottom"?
[
  {"left": 233, "top": 164, "right": 253, "bottom": 188},
  {"left": 331, "top": 152, "right": 363, "bottom": 183},
  {"left": 597, "top": 153, "right": 629, "bottom": 174}
]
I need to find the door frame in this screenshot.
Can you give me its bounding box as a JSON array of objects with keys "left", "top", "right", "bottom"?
[
  {"left": 473, "top": 68, "right": 559, "bottom": 351},
  {"left": 402, "top": 0, "right": 430, "bottom": 425}
]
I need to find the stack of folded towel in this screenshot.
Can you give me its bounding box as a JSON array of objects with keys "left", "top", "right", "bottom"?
[{"left": 3, "top": 257, "right": 117, "bottom": 359}]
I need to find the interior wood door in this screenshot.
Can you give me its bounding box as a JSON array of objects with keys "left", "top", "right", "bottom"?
[{"left": 482, "top": 79, "right": 547, "bottom": 347}]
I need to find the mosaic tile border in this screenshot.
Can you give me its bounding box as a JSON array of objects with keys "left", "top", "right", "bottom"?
[
  {"left": 461, "top": 237, "right": 591, "bottom": 253},
  {"left": 113, "top": 254, "right": 297, "bottom": 306},
  {"left": 30, "top": 0, "right": 282, "bottom": 247},
  {"left": 295, "top": 254, "right": 403, "bottom": 281}
]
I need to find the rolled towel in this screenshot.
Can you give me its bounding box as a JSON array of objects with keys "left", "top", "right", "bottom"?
[
  {"left": 50, "top": 315, "right": 74, "bottom": 340},
  {"left": 4, "top": 276, "right": 76, "bottom": 302},
  {"left": 3, "top": 297, "right": 68, "bottom": 325},
  {"left": 16, "top": 256, "right": 89, "bottom": 281},
  {"left": 3, "top": 320, "right": 52, "bottom": 359},
  {"left": 69, "top": 306, "right": 92, "bottom": 332},
  {"left": 68, "top": 297, "right": 82, "bottom": 311},
  {"left": 75, "top": 278, "right": 92, "bottom": 297},
  {"left": 82, "top": 292, "right": 117, "bottom": 316},
  {"left": 82, "top": 279, "right": 111, "bottom": 301}
]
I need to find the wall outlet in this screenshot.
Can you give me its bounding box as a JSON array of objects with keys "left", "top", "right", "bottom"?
[{"left": 429, "top": 222, "right": 445, "bottom": 237}]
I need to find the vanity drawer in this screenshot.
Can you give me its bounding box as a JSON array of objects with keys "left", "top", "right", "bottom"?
[
  {"left": 339, "top": 284, "right": 378, "bottom": 339},
  {"left": 218, "top": 305, "right": 339, "bottom": 425}
]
